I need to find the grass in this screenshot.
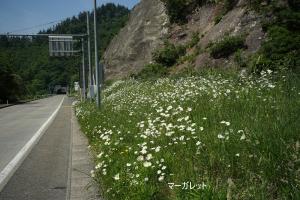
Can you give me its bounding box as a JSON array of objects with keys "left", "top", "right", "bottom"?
[{"left": 76, "top": 69, "right": 300, "bottom": 199}]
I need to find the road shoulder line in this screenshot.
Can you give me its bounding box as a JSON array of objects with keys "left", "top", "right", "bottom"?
[{"left": 0, "top": 96, "right": 65, "bottom": 192}]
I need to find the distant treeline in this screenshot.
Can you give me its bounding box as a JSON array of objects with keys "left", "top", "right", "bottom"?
[{"left": 0, "top": 3, "right": 129, "bottom": 102}]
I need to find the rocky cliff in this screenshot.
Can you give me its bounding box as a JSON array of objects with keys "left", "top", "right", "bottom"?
[
  {"left": 168, "top": 0, "right": 265, "bottom": 71},
  {"left": 103, "top": 0, "right": 270, "bottom": 79},
  {"left": 103, "top": 0, "right": 169, "bottom": 80}
]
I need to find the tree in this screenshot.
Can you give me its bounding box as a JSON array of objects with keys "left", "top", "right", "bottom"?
[{"left": 0, "top": 3, "right": 130, "bottom": 101}]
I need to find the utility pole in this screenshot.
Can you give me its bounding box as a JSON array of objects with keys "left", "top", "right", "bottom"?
[
  {"left": 94, "top": 0, "right": 101, "bottom": 108},
  {"left": 81, "top": 38, "right": 86, "bottom": 100},
  {"left": 86, "top": 11, "right": 94, "bottom": 100}
]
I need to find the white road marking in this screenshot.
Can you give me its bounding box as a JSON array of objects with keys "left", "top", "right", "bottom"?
[{"left": 0, "top": 96, "right": 65, "bottom": 192}]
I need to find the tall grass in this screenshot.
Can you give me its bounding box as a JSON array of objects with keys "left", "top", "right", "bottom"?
[{"left": 76, "top": 70, "right": 300, "bottom": 199}]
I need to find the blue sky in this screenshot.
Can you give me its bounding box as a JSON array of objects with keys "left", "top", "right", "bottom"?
[{"left": 0, "top": 0, "right": 139, "bottom": 34}]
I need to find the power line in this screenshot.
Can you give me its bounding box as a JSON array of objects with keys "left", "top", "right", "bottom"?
[{"left": 4, "top": 19, "right": 64, "bottom": 35}]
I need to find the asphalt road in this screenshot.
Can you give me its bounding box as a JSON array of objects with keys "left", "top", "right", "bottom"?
[
  {"left": 0, "top": 96, "right": 64, "bottom": 172},
  {"left": 0, "top": 96, "right": 72, "bottom": 200}
]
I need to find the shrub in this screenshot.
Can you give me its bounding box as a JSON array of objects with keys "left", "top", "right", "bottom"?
[
  {"left": 214, "top": 14, "right": 223, "bottom": 24},
  {"left": 209, "top": 35, "right": 246, "bottom": 59},
  {"left": 276, "top": 9, "right": 300, "bottom": 31},
  {"left": 187, "top": 32, "right": 200, "bottom": 48},
  {"left": 288, "top": 0, "right": 300, "bottom": 11},
  {"left": 153, "top": 42, "right": 186, "bottom": 67},
  {"left": 250, "top": 51, "right": 300, "bottom": 74},
  {"left": 214, "top": 0, "right": 238, "bottom": 24},
  {"left": 0, "top": 66, "right": 24, "bottom": 102},
  {"left": 223, "top": 0, "right": 237, "bottom": 12},
  {"left": 136, "top": 63, "right": 168, "bottom": 79},
  {"left": 162, "top": 0, "right": 238, "bottom": 24},
  {"left": 262, "top": 26, "right": 299, "bottom": 58},
  {"left": 246, "top": 6, "right": 300, "bottom": 73},
  {"left": 233, "top": 49, "right": 247, "bottom": 68},
  {"left": 247, "top": 0, "right": 265, "bottom": 11},
  {"left": 172, "top": 65, "right": 198, "bottom": 77},
  {"left": 161, "top": 0, "right": 190, "bottom": 23},
  {"left": 259, "top": 26, "right": 300, "bottom": 71},
  {"left": 178, "top": 52, "right": 198, "bottom": 64},
  {"left": 249, "top": 54, "right": 273, "bottom": 73},
  {"left": 161, "top": 0, "right": 213, "bottom": 23}
]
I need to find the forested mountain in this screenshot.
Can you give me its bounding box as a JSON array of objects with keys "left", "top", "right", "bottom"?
[{"left": 0, "top": 3, "right": 129, "bottom": 102}]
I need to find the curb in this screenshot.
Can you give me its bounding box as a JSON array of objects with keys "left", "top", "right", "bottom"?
[
  {"left": 0, "top": 104, "right": 13, "bottom": 109},
  {"left": 0, "top": 96, "right": 65, "bottom": 192},
  {"left": 66, "top": 103, "right": 74, "bottom": 200},
  {"left": 67, "top": 106, "right": 101, "bottom": 200}
]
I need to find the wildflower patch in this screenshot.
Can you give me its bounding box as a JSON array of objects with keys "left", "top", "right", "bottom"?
[{"left": 76, "top": 71, "right": 300, "bottom": 199}]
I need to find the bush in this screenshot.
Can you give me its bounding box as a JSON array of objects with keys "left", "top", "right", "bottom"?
[
  {"left": 249, "top": 54, "right": 273, "bottom": 73},
  {"left": 187, "top": 32, "right": 200, "bottom": 48},
  {"left": 178, "top": 52, "right": 198, "bottom": 64},
  {"left": 161, "top": 0, "right": 190, "bottom": 23},
  {"left": 233, "top": 49, "right": 247, "bottom": 68},
  {"left": 162, "top": 0, "right": 238, "bottom": 24},
  {"left": 259, "top": 26, "right": 300, "bottom": 71},
  {"left": 153, "top": 42, "right": 186, "bottom": 67},
  {"left": 0, "top": 66, "right": 24, "bottom": 102},
  {"left": 288, "top": 0, "right": 300, "bottom": 11},
  {"left": 248, "top": 7, "right": 300, "bottom": 73},
  {"left": 209, "top": 35, "right": 246, "bottom": 59},
  {"left": 262, "top": 26, "right": 299, "bottom": 58},
  {"left": 214, "top": 0, "right": 238, "bottom": 24},
  {"left": 250, "top": 52, "right": 300, "bottom": 73},
  {"left": 276, "top": 9, "right": 300, "bottom": 31},
  {"left": 214, "top": 14, "right": 223, "bottom": 24},
  {"left": 223, "top": 0, "right": 237, "bottom": 12},
  {"left": 161, "top": 0, "right": 212, "bottom": 23},
  {"left": 136, "top": 63, "right": 168, "bottom": 79}
]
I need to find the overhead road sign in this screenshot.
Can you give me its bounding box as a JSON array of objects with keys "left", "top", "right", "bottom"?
[{"left": 48, "top": 36, "right": 78, "bottom": 57}]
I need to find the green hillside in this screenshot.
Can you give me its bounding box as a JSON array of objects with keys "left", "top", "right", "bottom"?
[{"left": 0, "top": 3, "right": 129, "bottom": 102}]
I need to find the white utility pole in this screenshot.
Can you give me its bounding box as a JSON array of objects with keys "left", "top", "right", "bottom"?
[
  {"left": 81, "top": 38, "right": 86, "bottom": 100},
  {"left": 94, "top": 0, "right": 101, "bottom": 108},
  {"left": 86, "top": 11, "right": 94, "bottom": 99}
]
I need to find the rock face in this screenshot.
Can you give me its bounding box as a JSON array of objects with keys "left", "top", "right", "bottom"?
[
  {"left": 103, "top": 0, "right": 169, "bottom": 80},
  {"left": 168, "top": 0, "right": 265, "bottom": 70},
  {"left": 104, "top": 0, "right": 266, "bottom": 79}
]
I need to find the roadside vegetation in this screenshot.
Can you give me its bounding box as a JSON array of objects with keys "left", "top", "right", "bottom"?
[
  {"left": 74, "top": 1, "right": 300, "bottom": 199},
  {"left": 161, "top": 0, "right": 238, "bottom": 24},
  {"left": 208, "top": 35, "right": 246, "bottom": 59},
  {"left": 76, "top": 69, "right": 300, "bottom": 199}
]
